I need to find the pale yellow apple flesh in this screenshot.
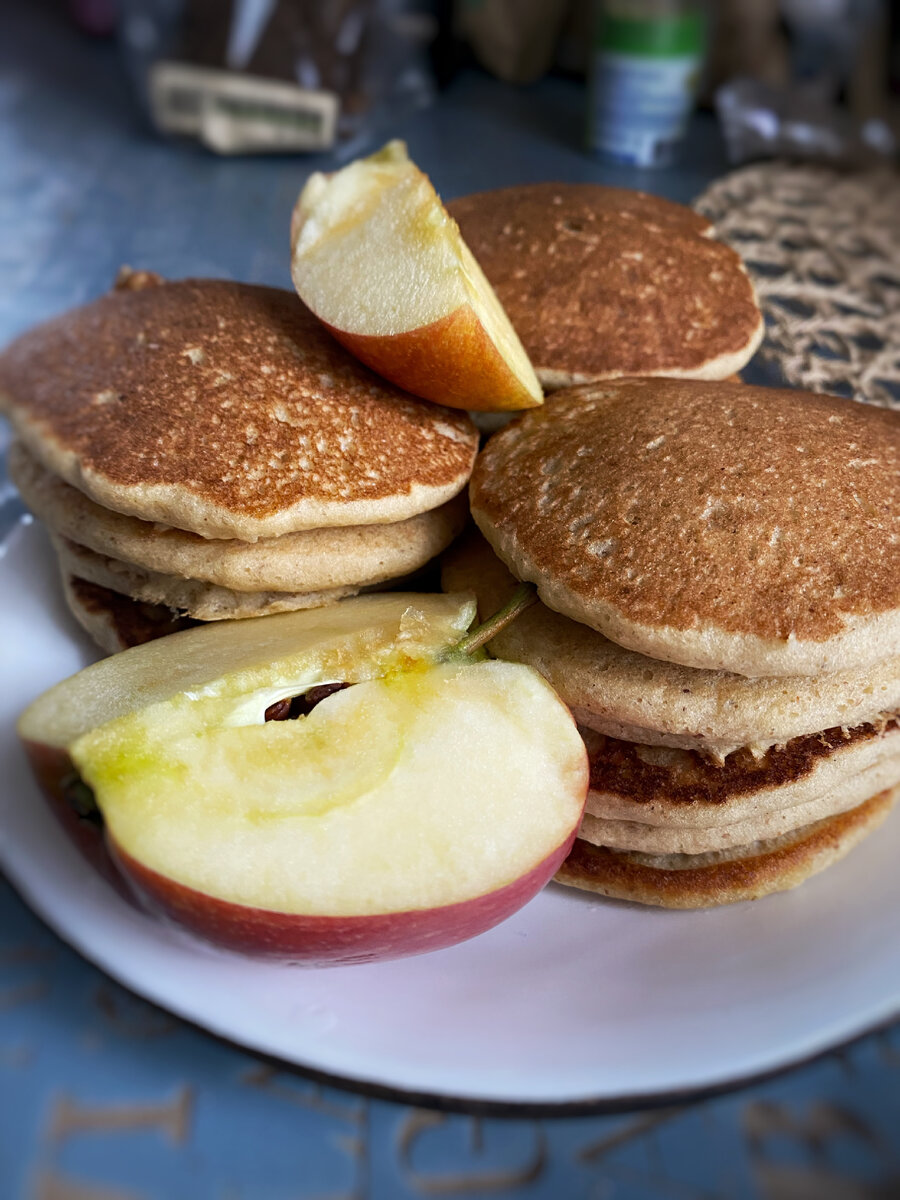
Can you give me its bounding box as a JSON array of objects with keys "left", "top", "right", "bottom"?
[
  {"left": 291, "top": 141, "right": 543, "bottom": 413},
  {"left": 20, "top": 593, "right": 476, "bottom": 752},
  {"left": 19, "top": 594, "right": 587, "bottom": 963}
]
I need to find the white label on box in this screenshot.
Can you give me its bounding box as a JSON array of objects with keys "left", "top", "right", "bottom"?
[{"left": 148, "top": 61, "right": 339, "bottom": 155}]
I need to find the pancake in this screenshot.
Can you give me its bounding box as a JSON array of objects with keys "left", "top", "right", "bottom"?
[
  {"left": 581, "top": 720, "right": 900, "bottom": 827},
  {"left": 61, "top": 573, "right": 199, "bottom": 654},
  {"left": 448, "top": 184, "right": 763, "bottom": 389},
  {"left": 54, "top": 537, "right": 361, "bottom": 621},
  {"left": 555, "top": 785, "right": 898, "bottom": 908},
  {"left": 580, "top": 721, "right": 900, "bottom": 852},
  {"left": 470, "top": 380, "right": 900, "bottom": 678},
  {"left": 11, "top": 442, "right": 467, "bottom": 594},
  {"left": 0, "top": 279, "right": 478, "bottom": 540},
  {"left": 442, "top": 531, "right": 900, "bottom": 758}
]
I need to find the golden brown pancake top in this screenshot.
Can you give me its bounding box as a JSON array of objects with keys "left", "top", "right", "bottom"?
[
  {"left": 471, "top": 379, "right": 900, "bottom": 644},
  {"left": 0, "top": 280, "right": 477, "bottom": 523},
  {"left": 448, "top": 183, "right": 761, "bottom": 379}
]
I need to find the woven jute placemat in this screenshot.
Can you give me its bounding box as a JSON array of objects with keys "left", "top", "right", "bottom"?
[{"left": 695, "top": 162, "right": 900, "bottom": 410}]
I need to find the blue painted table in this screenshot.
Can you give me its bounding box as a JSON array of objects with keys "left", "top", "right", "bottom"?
[{"left": 1, "top": 5, "right": 899, "bottom": 1198}]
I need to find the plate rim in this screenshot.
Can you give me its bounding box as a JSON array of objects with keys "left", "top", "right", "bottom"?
[{"left": 2, "top": 857, "right": 898, "bottom": 1117}]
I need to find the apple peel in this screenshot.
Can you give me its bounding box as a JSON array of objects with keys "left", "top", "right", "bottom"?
[{"left": 108, "top": 832, "right": 577, "bottom": 966}]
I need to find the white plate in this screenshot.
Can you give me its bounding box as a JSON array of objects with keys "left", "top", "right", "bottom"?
[{"left": 2, "top": 516, "right": 899, "bottom": 1111}]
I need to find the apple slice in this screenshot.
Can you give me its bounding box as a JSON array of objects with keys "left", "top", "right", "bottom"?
[
  {"left": 19, "top": 594, "right": 587, "bottom": 965},
  {"left": 291, "top": 141, "right": 543, "bottom": 413}
]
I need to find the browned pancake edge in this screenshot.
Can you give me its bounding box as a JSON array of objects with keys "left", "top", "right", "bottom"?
[
  {"left": 555, "top": 786, "right": 897, "bottom": 908},
  {"left": 62, "top": 574, "right": 198, "bottom": 653},
  {"left": 582, "top": 720, "right": 900, "bottom": 809}
]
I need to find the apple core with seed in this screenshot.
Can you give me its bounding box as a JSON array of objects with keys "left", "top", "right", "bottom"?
[{"left": 19, "top": 594, "right": 588, "bottom": 964}]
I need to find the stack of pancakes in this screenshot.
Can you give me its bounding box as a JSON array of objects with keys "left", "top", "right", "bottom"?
[
  {"left": 445, "top": 378, "right": 900, "bottom": 907},
  {"left": 449, "top": 184, "right": 764, "bottom": 389},
  {"left": 0, "top": 277, "right": 477, "bottom": 653}
]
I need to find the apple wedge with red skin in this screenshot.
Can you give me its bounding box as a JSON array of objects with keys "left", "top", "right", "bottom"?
[
  {"left": 19, "top": 594, "right": 588, "bottom": 965},
  {"left": 291, "top": 141, "right": 543, "bottom": 414},
  {"left": 25, "top": 740, "right": 581, "bottom": 965},
  {"left": 106, "top": 838, "right": 577, "bottom": 965}
]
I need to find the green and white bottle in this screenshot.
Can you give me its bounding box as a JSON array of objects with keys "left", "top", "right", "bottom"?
[{"left": 588, "top": 0, "right": 707, "bottom": 167}]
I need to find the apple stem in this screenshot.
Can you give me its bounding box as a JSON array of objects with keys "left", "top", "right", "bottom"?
[{"left": 444, "top": 582, "right": 538, "bottom": 660}]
